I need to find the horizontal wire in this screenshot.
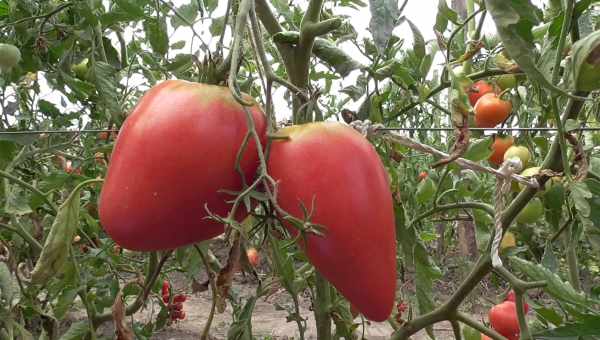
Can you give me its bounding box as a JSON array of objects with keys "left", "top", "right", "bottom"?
[{"left": 1, "top": 127, "right": 600, "bottom": 135}]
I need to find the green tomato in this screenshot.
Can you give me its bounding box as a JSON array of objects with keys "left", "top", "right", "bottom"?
[
  {"left": 496, "top": 74, "right": 517, "bottom": 90},
  {"left": 0, "top": 43, "right": 21, "bottom": 71},
  {"left": 503, "top": 145, "right": 531, "bottom": 169},
  {"left": 71, "top": 58, "right": 89, "bottom": 80},
  {"left": 516, "top": 197, "right": 544, "bottom": 224},
  {"left": 576, "top": 60, "right": 600, "bottom": 92}
]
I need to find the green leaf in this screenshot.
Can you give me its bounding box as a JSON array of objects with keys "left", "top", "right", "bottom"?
[
  {"left": 0, "top": 132, "right": 38, "bottom": 145},
  {"left": 463, "top": 138, "right": 493, "bottom": 161},
  {"left": 91, "top": 62, "right": 120, "bottom": 120},
  {"left": 510, "top": 257, "right": 588, "bottom": 308},
  {"left": 533, "top": 315, "right": 600, "bottom": 339},
  {"left": 170, "top": 40, "right": 186, "bottom": 49},
  {"left": 30, "top": 181, "right": 96, "bottom": 285},
  {"left": 405, "top": 19, "right": 425, "bottom": 59},
  {"left": 171, "top": 1, "right": 199, "bottom": 28},
  {"left": 58, "top": 321, "right": 90, "bottom": 340},
  {"left": 227, "top": 296, "right": 256, "bottom": 340},
  {"left": 484, "top": 0, "right": 574, "bottom": 97},
  {"left": 543, "top": 184, "right": 565, "bottom": 229},
  {"left": 570, "top": 29, "right": 600, "bottom": 91},
  {"left": 570, "top": 181, "right": 592, "bottom": 218},
  {"left": 143, "top": 17, "right": 169, "bottom": 55},
  {"left": 564, "top": 119, "right": 579, "bottom": 132},
  {"left": 53, "top": 286, "right": 79, "bottom": 320},
  {"left": 435, "top": 0, "right": 458, "bottom": 32},
  {"left": 0, "top": 262, "right": 13, "bottom": 304},
  {"left": 209, "top": 15, "right": 226, "bottom": 36},
  {"left": 114, "top": 0, "right": 145, "bottom": 18},
  {"left": 368, "top": 0, "right": 399, "bottom": 53},
  {"left": 4, "top": 185, "right": 32, "bottom": 215},
  {"left": 534, "top": 307, "right": 563, "bottom": 327},
  {"left": 268, "top": 236, "right": 296, "bottom": 294}
]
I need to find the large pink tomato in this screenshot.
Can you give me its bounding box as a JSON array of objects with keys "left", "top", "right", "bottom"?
[
  {"left": 267, "top": 122, "right": 397, "bottom": 321},
  {"left": 99, "top": 80, "right": 266, "bottom": 251}
]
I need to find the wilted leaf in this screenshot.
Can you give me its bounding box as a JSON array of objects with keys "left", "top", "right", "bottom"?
[
  {"left": 113, "top": 290, "right": 134, "bottom": 340},
  {"left": 368, "top": 0, "right": 399, "bottom": 53},
  {"left": 216, "top": 233, "right": 241, "bottom": 313}
]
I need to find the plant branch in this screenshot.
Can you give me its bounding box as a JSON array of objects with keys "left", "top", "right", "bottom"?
[{"left": 195, "top": 245, "right": 218, "bottom": 340}]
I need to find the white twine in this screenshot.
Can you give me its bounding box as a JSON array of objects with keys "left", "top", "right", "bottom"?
[
  {"left": 490, "top": 158, "right": 522, "bottom": 268},
  {"left": 349, "top": 120, "right": 539, "bottom": 189}
]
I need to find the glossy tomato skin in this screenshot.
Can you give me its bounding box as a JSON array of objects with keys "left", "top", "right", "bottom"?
[
  {"left": 474, "top": 93, "right": 512, "bottom": 128},
  {"left": 468, "top": 80, "right": 495, "bottom": 106},
  {"left": 99, "top": 80, "right": 266, "bottom": 251},
  {"left": 267, "top": 122, "right": 397, "bottom": 321},
  {"left": 489, "top": 301, "right": 520, "bottom": 339},
  {"left": 489, "top": 135, "right": 514, "bottom": 166}
]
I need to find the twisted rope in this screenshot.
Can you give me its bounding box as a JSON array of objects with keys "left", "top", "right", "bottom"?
[{"left": 490, "top": 158, "right": 522, "bottom": 268}]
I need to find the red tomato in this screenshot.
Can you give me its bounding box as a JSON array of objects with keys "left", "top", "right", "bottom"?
[
  {"left": 506, "top": 290, "right": 529, "bottom": 313},
  {"left": 468, "top": 80, "right": 495, "bottom": 106},
  {"left": 418, "top": 171, "right": 428, "bottom": 181},
  {"left": 474, "top": 93, "right": 512, "bottom": 128},
  {"left": 267, "top": 122, "right": 397, "bottom": 322},
  {"left": 246, "top": 247, "right": 260, "bottom": 267},
  {"left": 173, "top": 294, "right": 186, "bottom": 303},
  {"left": 99, "top": 80, "right": 266, "bottom": 250},
  {"left": 489, "top": 135, "right": 514, "bottom": 166},
  {"left": 489, "top": 301, "right": 520, "bottom": 339},
  {"left": 481, "top": 335, "right": 491, "bottom": 340},
  {"left": 161, "top": 280, "right": 170, "bottom": 298}
]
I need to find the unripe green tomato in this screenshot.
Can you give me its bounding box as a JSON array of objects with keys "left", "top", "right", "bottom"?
[
  {"left": 516, "top": 197, "right": 544, "bottom": 224},
  {"left": 496, "top": 74, "right": 518, "bottom": 90},
  {"left": 503, "top": 146, "right": 531, "bottom": 169},
  {"left": 0, "top": 43, "right": 21, "bottom": 71},
  {"left": 576, "top": 60, "right": 600, "bottom": 91},
  {"left": 71, "top": 58, "right": 89, "bottom": 80}
]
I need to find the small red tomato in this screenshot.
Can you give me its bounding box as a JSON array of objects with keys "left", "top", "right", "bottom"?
[
  {"left": 246, "top": 247, "right": 260, "bottom": 267},
  {"left": 173, "top": 294, "right": 186, "bottom": 303},
  {"left": 418, "top": 171, "right": 428, "bottom": 182},
  {"left": 98, "top": 131, "right": 110, "bottom": 141},
  {"left": 489, "top": 301, "right": 520, "bottom": 339},
  {"left": 489, "top": 135, "right": 514, "bottom": 166},
  {"left": 173, "top": 302, "right": 183, "bottom": 311},
  {"left": 468, "top": 80, "right": 495, "bottom": 106},
  {"left": 161, "top": 280, "right": 170, "bottom": 297}
]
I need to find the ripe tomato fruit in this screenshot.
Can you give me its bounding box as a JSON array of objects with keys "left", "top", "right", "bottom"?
[
  {"left": 489, "top": 301, "right": 520, "bottom": 339},
  {"left": 474, "top": 93, "right": 512, "bottom": 128},
  {"left": 489, "top": 135, "right": 514, "bottom": 166},
  {"left": 506, "top": 290, "right": 529, "bottom": 313},
  {"left": 267, "top": 122, "right": 397, "bottom": 322},
  {"left": 516, "top": 197, "right": 544, "bottom": 224},
  {"left": 468, "top": 80, "right": 495, "bottom": 107},
  {"left": 99, "top": 80, "right": 266, "bottom": 250},
  {"left": 503, "top": 145, "right": 531, "bottom": 169},
  {"left": 246, "top": 247, "right": 260, "bottom": 267},
  {"left": 418, "top": 171, "right": 428, "bottom": 181}
]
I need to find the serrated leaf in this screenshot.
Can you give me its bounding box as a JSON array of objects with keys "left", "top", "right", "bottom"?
[
  {"left": 463, "top": 138, "right": 493, "bottom": 161},
  {"left": 510, "top": 256, "right": 588, "bottom": 308},
  {"left": 571, "top": 181, "right": 592, "bottom": 217},
  {"left": 58, "top": 321, "right": 90, "bottom": 340},
  {"left": 209, "top": 15, "right": 226, "bottom": 36},
  {"left": 91, "top": 62, "right": 120, "bottom": 119},
  {"left": 405, "top": 19, "right": 425, "bottom": 59},
  {"left": 435, "top": 0, "right": 458, "bottom": 32},
  {"left": 533, "top": 315, "right": 600, "bottom": 339},
  {"left": 30, "top": 181, "right": 93, "bottom": 285},
  {"left": 227, "top": 296, "right": 256, "bottom": 340},
  {"left": 268, "top": 236, "right": 296, "bottom": 294},
  {"left": 54, "top": 286, "right": 79, "bottom": 320},
  {"left": 143, "top": 17, "right": 169, "bottom": 55},
  {"left": 171, "top": 1, "right": 198, "bottom": 28},
  {"left": 368, "top": 0, "right": 399, "bottom": 53}
]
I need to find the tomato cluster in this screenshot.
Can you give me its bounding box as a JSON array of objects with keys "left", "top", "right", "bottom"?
[
  {"left": 162, "top": 281, "right": 187, "bottom": 322},
  {"left": 467, "top": 80, "right": 513, "bottom": 128},
  {"left": 99, "top": 80, "right": 397, "bottom": 321}
]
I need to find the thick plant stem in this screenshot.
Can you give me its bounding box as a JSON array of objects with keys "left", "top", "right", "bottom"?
[
  {"left": 314, "top": 271, "right": 332, "bottom": 340},
  {"left": 565, "top": 223, "right": 581, "bottom": 291},
  {"left": 549, "top": 0, "right": 575, "bottom": 179}
]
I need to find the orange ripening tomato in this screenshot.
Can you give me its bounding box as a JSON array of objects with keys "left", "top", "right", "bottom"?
[
  {"left": 99, "top": 80, "right": 266, "bottom": 251},
  {"left": 506, "top": 290, "right": 530, "bottom": 313},
  {"left": 418, "top": 171, "right": 428, "bottom": 181},
  {"left": 268, "top": 122, "right": 397, "bottom": 322},
  {"left": 246, "top": 247, "right": 260, "bottom": 267},
  {"left": 468, "top": 80, "right": 495, "bottom": 106},
  {"left": 489, "top": 301, "right": 520, "bottom": 339},
  {"left": 489, "top": 135, "right": 514, "bottom": 166},
  {"left": 474, "top": 93, "right": 512, "bottom": 128}
]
